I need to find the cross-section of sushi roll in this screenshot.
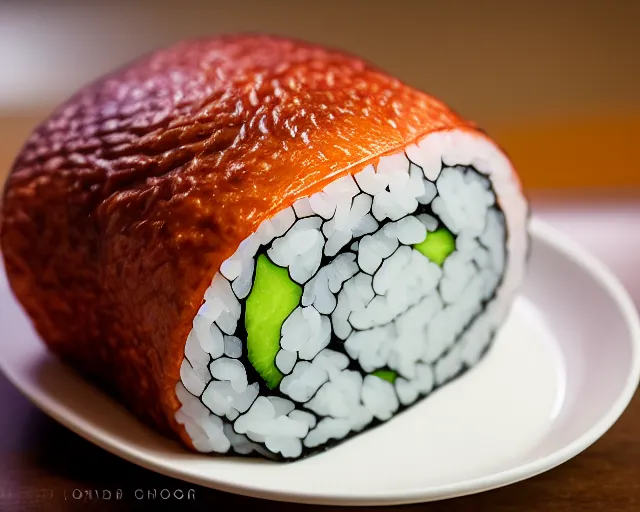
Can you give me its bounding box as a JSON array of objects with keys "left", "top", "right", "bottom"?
[
  {"left": 176, "top": 131, "right": 528, "bottom": 460},
  {"left": 0, "top": 35, "right": 529, "bottom": 462}
]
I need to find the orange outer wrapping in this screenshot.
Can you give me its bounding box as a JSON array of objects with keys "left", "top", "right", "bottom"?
[{"left": 0, "top": 35, "right": 479, "bottom": 450}]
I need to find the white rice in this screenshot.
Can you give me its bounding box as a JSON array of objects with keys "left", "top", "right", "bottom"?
[
  {"left": 395, "top": 377, "right": 419, "bottom": 406},
  {"left": 362, "top": 375, "right": 399, "bottom": 421},
  {"left": 275, "top": 349, "right": 297, "bottom": 374},
  {"left": 280, "top": 361, "right": 329, "bottom": 402},
  {"left": 174, "top": 128, "right": 529, "bottom": 460},
  {"left": 180, "top": 359, "right": 207, "bottom": 396},
  {"left": 223, "top": 335, "right": 243, "bottom": 358},
  {"left": 280, "top": 306, "right": 331, "bottom": 361},
  {"left": 209, "top": 358, "right": 248, "bottom": 393},
  {"left": 201, "top": 381, "right": 259, "bottom": 417},
  {"left": 268, "top": 216, "right": 324, "bottom": 284},
  {"left": 301, "top": 253, "right": 359, "bottom": 314}
]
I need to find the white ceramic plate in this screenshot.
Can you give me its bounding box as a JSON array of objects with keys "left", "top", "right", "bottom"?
[{"left": 0, "top": 218, "right": 638, "bottom": 506}]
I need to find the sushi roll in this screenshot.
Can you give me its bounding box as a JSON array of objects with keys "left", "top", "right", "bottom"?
[{"left": 0, "top": 35, "right": 529, "bottom": 461}]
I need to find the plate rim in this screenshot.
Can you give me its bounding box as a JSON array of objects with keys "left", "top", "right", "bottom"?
[{"left": 1, "top": 217, "right": 639, "bottom": 506}]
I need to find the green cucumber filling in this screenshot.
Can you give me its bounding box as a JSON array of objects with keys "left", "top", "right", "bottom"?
[
  {"left": 371, "top": 369, "right": 398, "bottom": 384},
  {"left": 413, "top": 227, "right": 455, "bottom": 266},
  {"left": 245, "top": 228, "right": 456, "bottom": 389},
  {"left": 177, "top": 161, "right": 510, "bottom": 462},
  {"left": 245, "top": 254, "right": 302, "bottom": 389}
]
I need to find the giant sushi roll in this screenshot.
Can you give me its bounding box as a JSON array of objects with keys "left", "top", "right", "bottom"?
[{"left": 0, "top": 35, "right": 529, "bottom": 461}]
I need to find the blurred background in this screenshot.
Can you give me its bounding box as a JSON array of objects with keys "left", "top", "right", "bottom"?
[{"left": 0, "top": 0, "right": 639, "bottom": 192}]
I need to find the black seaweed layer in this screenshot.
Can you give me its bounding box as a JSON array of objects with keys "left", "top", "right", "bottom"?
[{"left": 185, "top": 160, "right": 510, "bottom": 462}]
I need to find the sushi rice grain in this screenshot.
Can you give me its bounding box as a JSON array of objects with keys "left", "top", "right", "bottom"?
[{"left": 174, "top": 128, "right": 528, "bottom": 461}]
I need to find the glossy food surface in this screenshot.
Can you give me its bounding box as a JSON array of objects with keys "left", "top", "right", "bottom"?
[{"left": 0, "top": 34, "right": 472, "bottom": 447}]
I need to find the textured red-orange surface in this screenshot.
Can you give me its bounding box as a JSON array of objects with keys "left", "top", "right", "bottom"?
[{"left": 0, "top": 34, "right": 476, "bottom": 449}]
